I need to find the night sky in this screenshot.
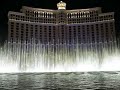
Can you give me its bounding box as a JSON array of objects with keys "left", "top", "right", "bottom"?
[{"left": 0, "top": 0, "right": 119, "bottom": 43}]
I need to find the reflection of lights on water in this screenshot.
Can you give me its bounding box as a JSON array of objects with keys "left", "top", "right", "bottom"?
[{"left": 0, "top": 41, "right": 120, "bottom": 73}]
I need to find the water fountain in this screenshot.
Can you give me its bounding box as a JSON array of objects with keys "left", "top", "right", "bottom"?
[{"left": 0, "top": 39, "right": 119, "bottom": 73}]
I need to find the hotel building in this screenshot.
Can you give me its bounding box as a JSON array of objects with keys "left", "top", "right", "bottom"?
[{"left": 8, "top": 1, "right": 116, "bottom": 44}]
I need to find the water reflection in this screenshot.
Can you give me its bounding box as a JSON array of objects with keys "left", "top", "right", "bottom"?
[{"left": 0, "top": 72, "right": 120, "bottom": 89}]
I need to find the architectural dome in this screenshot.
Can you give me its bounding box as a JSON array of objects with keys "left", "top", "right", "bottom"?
[{"left": 57, "top": 1, "right": 66, "bottom": 10}]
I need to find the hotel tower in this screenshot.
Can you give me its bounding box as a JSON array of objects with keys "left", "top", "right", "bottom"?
[{"left": 8, "top": 1, "right": 116, "bottom": 44}]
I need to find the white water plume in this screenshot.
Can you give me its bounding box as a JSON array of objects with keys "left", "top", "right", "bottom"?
[{"left": 0, "top": 40, "right": 120, "bottom": 73}]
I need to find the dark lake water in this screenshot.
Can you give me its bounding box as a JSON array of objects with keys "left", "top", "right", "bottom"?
[{"left": 0, "top": 72, "right": 120, "bottom": 90}]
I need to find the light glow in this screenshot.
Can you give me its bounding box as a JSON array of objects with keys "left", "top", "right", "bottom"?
[{"left": 0, "top": 41, "right": 119, "bottom": 73}]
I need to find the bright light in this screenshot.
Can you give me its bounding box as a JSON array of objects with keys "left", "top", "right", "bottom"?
[{"left": 0, "top": 41, "right": 120, "bottom": 73}]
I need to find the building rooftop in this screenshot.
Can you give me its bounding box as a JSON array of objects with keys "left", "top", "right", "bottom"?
[{"left": 57, "top": 1, "right": 66, "bottom": 10}]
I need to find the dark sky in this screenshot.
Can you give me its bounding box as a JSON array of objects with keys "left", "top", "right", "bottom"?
[{"left": 0, "top": 0, "right": 119, "bottom": 42}]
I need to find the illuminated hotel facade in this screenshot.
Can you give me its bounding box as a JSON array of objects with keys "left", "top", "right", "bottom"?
[{"left": 8, "top": 1, "right": 116, "bottom": 44}]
